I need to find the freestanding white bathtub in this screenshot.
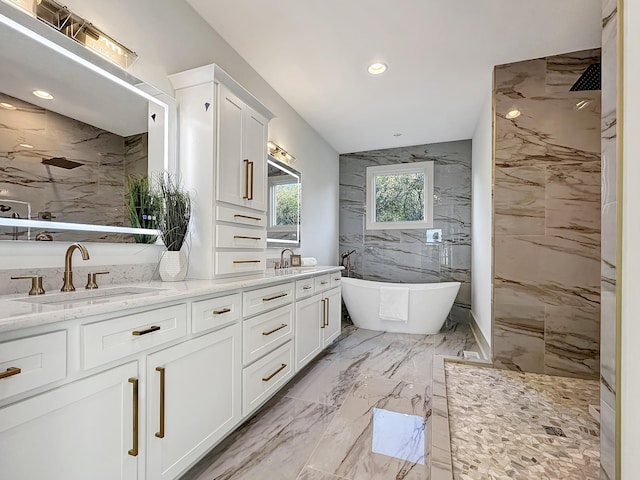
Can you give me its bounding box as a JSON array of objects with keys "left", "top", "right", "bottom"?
[{"left": 340, "top": 277, "right": 461, "bottom": 334}]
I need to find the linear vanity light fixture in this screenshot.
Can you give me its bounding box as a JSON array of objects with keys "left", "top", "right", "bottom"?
[
  {"left": 267, "top": 141, "right": 296, "bottom": 165},
  {"left": 6, "top": 0, "right": 138, "bottom": 69}
]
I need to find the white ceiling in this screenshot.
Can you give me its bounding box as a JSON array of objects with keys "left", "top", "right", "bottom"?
[{"left": 186, "top": 0, "right": 601, "bottom": 154}]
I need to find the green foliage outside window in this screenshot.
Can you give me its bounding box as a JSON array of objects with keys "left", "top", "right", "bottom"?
[
  {"left": 374, "top": 173, "right": 425, "bottom": 223},
  {"left": 274, "top": 183, "right": 300, "bottom": 225}
]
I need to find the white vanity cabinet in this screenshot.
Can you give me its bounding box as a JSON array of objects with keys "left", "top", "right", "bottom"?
[
  {"left": 169, "top": 64, "right": 275, "bottom": 279},
  {"left": 146, "top": 324, "right": 242, "bottom": 480},
  {"left": 0, "top": 362, "right": 140, "bottom": 480}
]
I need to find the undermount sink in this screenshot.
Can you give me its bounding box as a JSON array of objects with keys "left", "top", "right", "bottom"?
[{"left": 14, "top": 286, "right": 164, "bottom": 307}]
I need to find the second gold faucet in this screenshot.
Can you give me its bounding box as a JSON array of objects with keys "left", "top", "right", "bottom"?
[{"left": 61, "top": 242, "right": 90, "bottom": 292}]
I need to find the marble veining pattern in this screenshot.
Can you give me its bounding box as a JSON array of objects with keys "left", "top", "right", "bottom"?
[
  {"left": 340, "top": 140, "right": 471, "bottom": 323},
  {"left": 180, "top": 323, "right": 480, "bottom": 480},
  {"left": 492, "top": 49, "right": 601, "bottom": 379},
  {"left": 446, "top": 362, "right": 600, "bottom": 480}
]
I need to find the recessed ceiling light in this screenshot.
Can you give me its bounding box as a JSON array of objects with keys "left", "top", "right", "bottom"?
[
  {"left": 367, "top": 63, "right": 387, "bottom": 75},
  {"left": 32, "top": 90, "right": 54, "bottom": 100},
  {"left": 505, "top": 109, "right": 521, "bottom": 119},
  {"left": 19, "top": 143, "right": 34, "bottom": 149},
  {"left": 0, "top": 102, "right": 16, "bottom": 110}
]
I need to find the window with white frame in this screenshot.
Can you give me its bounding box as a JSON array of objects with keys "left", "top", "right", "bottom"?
[{"left": 365, "top": 161, "right": 434, "bottom": 230}]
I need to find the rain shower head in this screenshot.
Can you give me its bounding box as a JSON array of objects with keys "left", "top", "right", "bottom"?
[
  {"left": 41, "top": 157, "right": 84, "bottom": 169},
  {"left": 570, "top": 63, "right": 601, "bottom": 91}
]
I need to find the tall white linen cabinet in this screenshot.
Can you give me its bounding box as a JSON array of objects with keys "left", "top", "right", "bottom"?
[{"left": 169, "top": 65, "right": 275, "bottom": 279}]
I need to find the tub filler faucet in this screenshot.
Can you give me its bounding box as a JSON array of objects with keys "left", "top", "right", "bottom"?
[{"left": 341, "top": 249, "right": 356, "bottom": 277}]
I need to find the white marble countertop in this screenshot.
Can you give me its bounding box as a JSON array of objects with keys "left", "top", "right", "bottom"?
[{"left": 0, "top": 266, "right": 343, "bottom": 334}]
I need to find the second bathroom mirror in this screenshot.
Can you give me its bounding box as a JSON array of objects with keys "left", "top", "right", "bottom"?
[{"left": 266, "top": 155, "right": 300, "bottom": 247}]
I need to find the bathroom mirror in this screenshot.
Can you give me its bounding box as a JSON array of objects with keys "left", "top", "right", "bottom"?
[
  {"left": 0, "top": 4, "right": 167, "bottom": 243},
  {"left": 266, "top": 155, "right": 300, "bottom": 246}
]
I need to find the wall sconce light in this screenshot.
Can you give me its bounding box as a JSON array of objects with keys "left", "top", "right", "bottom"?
[{"left": 267, "top": 141, "right": 296, "bottom": 165}]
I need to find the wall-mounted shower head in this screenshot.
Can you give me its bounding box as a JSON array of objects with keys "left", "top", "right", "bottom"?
[{"left": 41, "top": 156, "right": 84, "bottom": 169}]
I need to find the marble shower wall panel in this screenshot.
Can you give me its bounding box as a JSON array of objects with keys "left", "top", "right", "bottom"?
[
  {"left": 339, "top": 140, "right": 471, "bottom": 323},
  {"left": 492, "top": 49, "right": 601, "bottom": 380},
  {"left": 600, "top": 0, "right": 618, "bottom": 477},
  {"left": 0, "top": 94, "right": 147, "bottom": 243}
]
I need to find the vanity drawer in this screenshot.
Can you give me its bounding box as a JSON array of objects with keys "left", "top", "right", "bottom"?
[
  {"left": 243, "top": 282, "right": 294, "bottom": 317},
  {"left": 215, "top": 224, "right": 267, "bottom": 249},
  {"left": 330, "top": 272, "right": 343, "bottom": 289},
  {"left": 295, "top": 278, "right": 315, "bottom": 299},
  {"left": 215, "top": 252, "right": 266, "bottom": 276},
  {"left": 314, "top": 274, "right": 331, "bottom": 292},
  {"left": 192, "top": 293, "right": 241, "bottom": 334},
  {"left": 243, "top": 304, "right": 293, "bottom": 366},
  {"left": 82, "top": 304, "right": 187, "bottom": 369},
  {"left": 242, "top": 341, "right": 294, "bottom": 416},
  {"left": 216, "top": 205, "right": 267, "bottom": 228},
  {"left": 0, "top": 331, "right": 66, "bottom": 401}
]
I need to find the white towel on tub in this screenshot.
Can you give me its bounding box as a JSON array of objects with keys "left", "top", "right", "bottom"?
[{"left": 379, "top": 286, "right": 409, "bottom": 323}]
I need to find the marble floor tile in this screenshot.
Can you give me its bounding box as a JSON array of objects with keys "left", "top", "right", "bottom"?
[
  {"left": 297, "top": 467, "right": 348, "bottom": 480},
  {"left": 305, "top": 376, "right": 431, "bottom": 480}
]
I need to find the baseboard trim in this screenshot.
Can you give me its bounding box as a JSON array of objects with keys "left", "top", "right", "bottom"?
[{"left": 468, "top": 311, "right": 491, "bottom": 361}]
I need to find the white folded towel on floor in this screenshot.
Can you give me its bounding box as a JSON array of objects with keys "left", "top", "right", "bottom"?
[
  {"left": 301, "top": 257, "right": 317, "bottom": 267},
  {"left": 379, "top": 286, "right": 409, "bottom": 323}
]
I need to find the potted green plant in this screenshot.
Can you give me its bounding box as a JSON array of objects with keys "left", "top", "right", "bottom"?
[
  {"left": 152, "top": 172, "right": 192, "bottom": 281},
  {"left": 125, "top": 175, "right": 158, "bottom": 244}
]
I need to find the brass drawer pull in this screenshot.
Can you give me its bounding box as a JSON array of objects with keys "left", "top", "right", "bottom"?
[
  {"left": 234, "top": 235, "right": 261, "bottom": 240},
  {"left": 320, "top": 281, "right": 329, "bottom": 285},
  {"left": 132, "top": 325, "right": 161, "bottom": 336},
  {"left": 262, "top": 293, "right": 287, "bottom": 302},
  {"left": 233, "top": 260, "right": 261, "bottom": 264},
  {"left": 262, "top": 363, "right": 287, "bottom": 382},
  {"left": 0, "top": 367, "right": 21, "bottom": 380},
  {"left": 333, "top": 278, "right": 341, "bottom": 282},
  {"left": 262, "top": 324, "right": 287, "bottom": 336},
  {"left": 234, "top": 214, "right": 262, "bottom": 221},
  {"left": 213, "top": 308, "right": 231, "bottom": 315},
  {"left": 302, "top": 285, "right": 312, "bottom": 290},
  {"left": 128, "top": 378, "right": 139, "bottom": 456},
  {"left": 155, "top": 367, "right": 165, "bottom": 439},
  {"left": 243, "top": 159, "right": 250, "bottom": 199}
]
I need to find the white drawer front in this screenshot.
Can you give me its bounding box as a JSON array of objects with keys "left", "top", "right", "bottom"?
[
  {"left": 330, "top": 272, "right": 343, "bottom": 289},
  {"left": 0, "top": 331, "right": 66, "bottom": 401},
  {"left": 242, "top": 341, "right": 294, "bottom": 416},
  {"left": 243, "top": 304, "right": 293, "bottom": 366},
  {"left": 82, "top": 304, "right": 187, "bottom": 369},
  {"left": 216, "top": 205, "right": 267, "bottom": 228},
  {"left": 192, "top": 293, "right": 242, "bottom": 334},
  {"left": 215, "top": 224, "right": 267, "bottom": 249},
  {"left": 314, "top": 274, "right": 331, "bottom": 293},
  {"left": 243, "top": 282, "right": 294, "bottom": 317},
  {"left": 295, "top": 278, "right": 315, "bottom": 299},
  {"left": 215, "top": 252, "right": 266, "bottom": 276}
]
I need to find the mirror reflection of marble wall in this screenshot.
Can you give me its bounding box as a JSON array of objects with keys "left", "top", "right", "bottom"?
[{"left": 0, "top": 93, "right": 147, "bottom": 242}]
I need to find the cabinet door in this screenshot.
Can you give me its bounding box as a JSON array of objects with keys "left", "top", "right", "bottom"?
[
  {"left": 0, "top": 362, "right": 139, "bottom": 480},
  {"left": 244, "top": 106, "right": 268, "bottom": 212},
  {"left": 323, "top": 288, "right": 342, "bottom": 347},
  {"left": 294, "top": 293, "right": 323, "bottom": 371},
  {"left": 216, "top": 83, "right": 246, "bottom": 208},
  {"left": 146, "top": 323, "right": 242, "bottom": 480}
]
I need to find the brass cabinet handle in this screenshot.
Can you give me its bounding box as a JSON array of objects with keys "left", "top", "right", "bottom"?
[
  {"left": 302, "top": 285, "right": 312, "bottom": 290},
  {"left": 213, "top": 308, "right": 231, "bottom": 315},
  {"left": 234, "top": 235, "right": 261, "bottom": 240},
  {"left": 155, "top": 367, "right": 165, "bottom": 439},
  {"left": 249, "top": 161, "right": 254, "bottom": 200},
  {"left": 262, "top": 324, "right": 287, "bottom": 336},
  {"left": 233, "top": 260, "right": 261, "bottom": 264},
  {"left": 243, "top": 159, "right": 250, "bottom": 199},
  {"left": 324, "top": 297, "right": 330, "bottom": 327},
  {"left": 234, "top": 214, "right": 262, "bottom": 221},
  {"left": 262, "top": 363, "right": 287, "bottom": 382},
  {"left": 132, "top": 325, "right": 160, "bottom": 336},
  {"left": 262, "top": 293, "right": 288, "bottom": 302},
  {"left": 0, "top": 367, "right": 21, "bottom": 380},
  {"left": 333, "top": 278, "right": 341, "bottom": 282},
  {"left": 321, "top": 281, "right": 329, "bottom": 285},
  {"left": 320, "top": 299, "right": 326, "bottom": 328},
  {"left": 128, "top": 378, "right": 139, "bottom": 456}
]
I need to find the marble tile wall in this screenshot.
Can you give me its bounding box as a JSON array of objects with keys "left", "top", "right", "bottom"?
[
  {"left": 0, "top": 93, "right": 147, "bottom": 243},
  {"left": 600, "top": 0, "right": 618, "bottom": 477},
  {"left": 492, "top": 50, "right": 602, "bottom": 380},
  {"left": 339, "top": 140, "right": 471, "bottom": 323}
]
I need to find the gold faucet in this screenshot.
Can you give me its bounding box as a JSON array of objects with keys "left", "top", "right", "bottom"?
[
  {"left": 279, "top": 248, "right": 295, "bottom": 269},
  {"left": 61, "top": 243, "right": 90, "bottom": 292}
]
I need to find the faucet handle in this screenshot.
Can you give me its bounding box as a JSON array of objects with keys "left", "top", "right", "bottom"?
[
  {"left": 11, "top": 275, "right": 45, "bottom": 296},
  {"left": 85, "top": 271, "right": 109, "bottom": 290}
]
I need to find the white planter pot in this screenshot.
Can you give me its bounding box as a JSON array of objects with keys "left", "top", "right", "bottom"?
[{"left": 159, "top": 250, "right": 188, "bottom": 282}]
